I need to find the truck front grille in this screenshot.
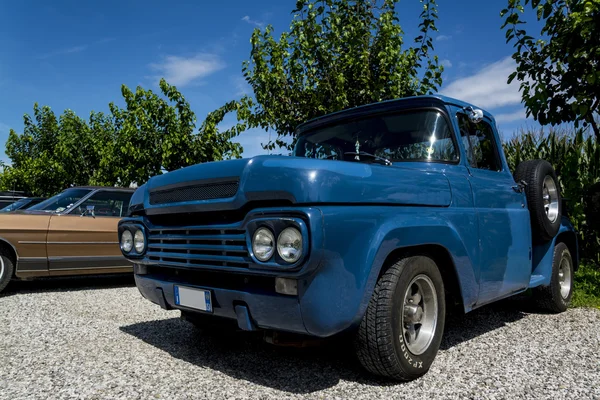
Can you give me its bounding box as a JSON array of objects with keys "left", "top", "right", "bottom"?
[{"left": 146, "top": 226, "right": 250, "bottom": 269}]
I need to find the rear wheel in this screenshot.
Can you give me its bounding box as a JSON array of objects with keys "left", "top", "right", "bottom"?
[
  {"left": 0, "top": 251, "right": 15, "bottom": 293},
  {"left": 533, "top": 242, "right": 573, "bottom": 313},
  {"left": 355, "top": 256, "right": 446, "bottom": 381}
]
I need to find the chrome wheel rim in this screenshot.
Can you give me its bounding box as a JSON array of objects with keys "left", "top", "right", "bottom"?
[
  {"left": 401, "top": 274, "right": 438, "bottom": 355},
  {"left": 558, "top": 256, "right": 572, "bottom": 299},
  {"left": 543, "top": 175, "right": 559, "bottom": 223},
  {"left": 0, "top": 257, "right": 4, "bottom": 281}
]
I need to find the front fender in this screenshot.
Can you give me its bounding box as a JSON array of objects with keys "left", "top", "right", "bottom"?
[{"left": 299, "top": 205, "right": 479, "bottom": 336}]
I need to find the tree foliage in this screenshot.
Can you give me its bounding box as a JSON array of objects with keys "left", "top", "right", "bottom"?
[
  {"left": 1, "top": 79, "right": 241, "bottom": 196},
  {"left": 501, "top": 0, "right": 600, "bottom": 138},
  {"left": 238, "top": 0, "right": 443, "bottom": 150}
]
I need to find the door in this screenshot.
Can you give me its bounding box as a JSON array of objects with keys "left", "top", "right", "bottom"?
[
  {"left": 46, "top": 189, "right": 134, "bottom": 274},
  {"left": 457, "top": 112, "right": 532, "bottom": 305}
]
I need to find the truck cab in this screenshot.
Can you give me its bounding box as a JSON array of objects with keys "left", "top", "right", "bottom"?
[{"left": 119, "top": 95, "right": 578, "bottom": 381}]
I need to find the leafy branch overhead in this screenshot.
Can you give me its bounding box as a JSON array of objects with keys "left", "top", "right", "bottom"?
[
  {"left": 501, "top": 0, "right": 600, "bottom": 138},
  {"left": 237, "top": 0, "right": 443, "bottom": 150}
]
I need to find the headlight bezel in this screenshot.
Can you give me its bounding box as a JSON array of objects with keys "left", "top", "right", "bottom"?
[
  {"left": 246, "top": 217, "right": 309, "bottom": 269},
  {"left": 119, "top": 224, "right": 147, "bottom": 257}
]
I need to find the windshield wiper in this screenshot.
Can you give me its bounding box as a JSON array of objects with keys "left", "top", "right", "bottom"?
[{"left": 344, "top": 151, "right": 392, "bottom": 166}]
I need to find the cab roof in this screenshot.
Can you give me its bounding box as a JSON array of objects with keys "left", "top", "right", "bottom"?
[{"left": 295, "top": 95, "right": 495, "bottom": 135}]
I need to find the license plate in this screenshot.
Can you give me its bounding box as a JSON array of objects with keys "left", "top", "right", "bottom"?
[{"left": 173, "top": 285, "right": 212, "bottom": 312}]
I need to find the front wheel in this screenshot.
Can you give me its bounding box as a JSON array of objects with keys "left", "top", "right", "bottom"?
[{"left": 355, "top": 255, "right": 446, "bottom": 381}]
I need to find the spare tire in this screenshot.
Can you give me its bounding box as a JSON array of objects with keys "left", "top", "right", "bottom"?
[{"left": 514, "top": 159, "right": 562, "bottom": 242}]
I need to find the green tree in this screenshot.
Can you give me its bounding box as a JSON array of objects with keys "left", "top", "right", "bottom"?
[
  {"left": 109, "top": 79, "right": 242, "bottom": 186},
  {"left": 1, "top": 79, "right": 243, "bottom": 195},
  {"left": 501, "top": 0, "right": 600, "bottom": 138},
  {"left": 236, "top": 0, "right": 443, "bottom": 150},
  {"left": 2, "top": 104, "right": 69, "bottom": 196}
]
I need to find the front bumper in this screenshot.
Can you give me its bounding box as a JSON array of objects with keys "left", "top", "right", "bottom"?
[{"left": 135, "top": 273, "right": 308, "bottom": 334}]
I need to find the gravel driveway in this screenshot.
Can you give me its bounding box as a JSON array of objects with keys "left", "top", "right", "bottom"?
[{"left": 1, "top": 277, "right": 599, "bottom": 400}]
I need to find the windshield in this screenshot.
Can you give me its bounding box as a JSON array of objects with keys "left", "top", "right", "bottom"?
[
  {"left": 0, "top": 198, "right": 29, "bottom": 212},
  {"left": 27, "top": 188, "right": 92, "bottom": 213},
  {"left": 294, "top": 110, "right": 458, "bottom": 163}
]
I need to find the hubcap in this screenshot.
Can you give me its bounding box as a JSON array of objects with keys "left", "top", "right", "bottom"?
[
  {"left": 0, "top": 257, "right": 4, "bottom": 281},
  {"left": 401, "top": 274, "right": 438, "bottom": 355},
  {"left": 543, "top": 175, "right": 559, "bottom": 223},
  {"left": 558, "top": 256, "right": 572, "bottom": 299}
]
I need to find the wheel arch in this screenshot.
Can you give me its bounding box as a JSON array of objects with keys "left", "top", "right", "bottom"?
[
  {"left": 0, "top": 238, "right": 18, "bottom": 280},
  {"left": 555, "top": 230, "right": 579, "bottom": 271},
  {"left": 0, "top": 238, "right": 18, "bottom": 266},
  {"left": 379, "top": 244, "right": 465, "bottom": 314}
]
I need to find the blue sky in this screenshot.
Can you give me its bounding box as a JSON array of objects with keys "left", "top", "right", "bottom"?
[{"left": 0, "top": 0, "right": 543, "bottom": 163}]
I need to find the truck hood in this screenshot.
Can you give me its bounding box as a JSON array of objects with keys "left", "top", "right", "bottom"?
[{"left": 137, "top": 155, "right": 452, "bottom": 215}]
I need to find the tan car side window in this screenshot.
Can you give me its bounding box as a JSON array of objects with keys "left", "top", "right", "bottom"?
[{"left": 76, "top": 191, "right": 133, "bottom": 217}]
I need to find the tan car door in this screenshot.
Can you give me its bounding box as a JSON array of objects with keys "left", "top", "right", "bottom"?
[{"left": 46, "top": 189, "right": 134, "bottom": 275}]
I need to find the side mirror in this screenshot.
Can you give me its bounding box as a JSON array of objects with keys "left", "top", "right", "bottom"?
[
  {"left": 464, "top": 106, "right": 484, "bottom": 124},
  {"left": 81, "top": 205, "right": 95, "bottom": 218}
]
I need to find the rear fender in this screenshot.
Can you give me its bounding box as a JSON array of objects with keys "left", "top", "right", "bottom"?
[{"left": 529, "top": 217, "right": 579, "bottom": 288}]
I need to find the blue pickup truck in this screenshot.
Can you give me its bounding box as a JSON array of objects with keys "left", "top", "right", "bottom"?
[{"left": 119, "top": 95, "right": 578, "bottom": 381}]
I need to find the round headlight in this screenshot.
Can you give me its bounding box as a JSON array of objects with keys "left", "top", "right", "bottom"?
[
  {"left": 121, "top": 230, "right": 133, "bottom": 253},
  {"left": 134, "top": 229, "right": 145, "bottom": 254},
  {"left": 277, "top": 227, "right": 303, "bottom": 263},
  {"left": 252, "top": 228, "right": 275, "bottom": 261}
]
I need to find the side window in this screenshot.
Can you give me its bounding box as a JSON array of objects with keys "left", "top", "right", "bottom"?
[
  {"left": 457, "top": 113, "right": 501, "bottom": 171},
  {"left": 75, "top": 191, "right": 133, "bottom": 217}
]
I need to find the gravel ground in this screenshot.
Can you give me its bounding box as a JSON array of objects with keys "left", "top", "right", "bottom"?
[{"left": 1, "top": 277, "right": 599, "bottom": 400}]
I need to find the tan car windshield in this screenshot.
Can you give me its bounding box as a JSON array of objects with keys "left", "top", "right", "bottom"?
[{"left": 27, "top": 188, "right": 92, "bottom": 213}]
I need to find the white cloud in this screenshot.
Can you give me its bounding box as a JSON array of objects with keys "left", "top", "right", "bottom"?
[
  {"left": 440, "top": 56, "right": 522, "bottom": 109},
  {"left": 242, "top": 15, "right": 265, "bottom": 28},
  {"left": 436, "top": 35, "right": 452, "bottom": 41},
  {"left": 494, "top": 109, "right": 527, "bottom": 124},
  {"left": 441, "top": 59, "right": 452, "bottom": 68},
  {"left": 149, "top": 54, "right": 225, "bottom": 87},
  {"left": 38, "top": 45, "right": 88, "bottom": 59}
]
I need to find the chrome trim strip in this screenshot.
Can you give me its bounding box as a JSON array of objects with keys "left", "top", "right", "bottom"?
[
  {"left": 47, "top": 241, "right": 119, "bottom": 245},
  {"left": 50, "top": 265, "right": 132, "bottom": 271},
  {"left": 48, "top": 255, "right": 125, "bottom": 261},
  {"left": 18, "top": 241, "right": 46, "bottom": 244}
]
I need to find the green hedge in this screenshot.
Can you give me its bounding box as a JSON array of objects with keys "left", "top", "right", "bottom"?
[{"left": 503, "top": 128, "right": 600, "bottom": 265}]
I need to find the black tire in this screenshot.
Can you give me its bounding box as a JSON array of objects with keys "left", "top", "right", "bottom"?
[
  {"left": 583, "top": 181, "right": 600, "bottom": 233},
  {"left": 355, "top": 256, "right": 446, "bottom": 381},
  {"left": 0, "top": 251, "right": 15, "bottom": 293},
  {"left": 514, "top": 159, "right": 562, "bottom": 242},
  {"left": 533, "top": 242, "right": 573, "bottom": 313}
]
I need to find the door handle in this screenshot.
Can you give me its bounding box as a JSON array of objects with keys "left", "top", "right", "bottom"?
[{"left": 512, "top": 180, "right": 527, "bottom": 193}]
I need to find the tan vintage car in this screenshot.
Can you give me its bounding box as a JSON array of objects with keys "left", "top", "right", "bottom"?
[{"left": 0, "top": 186, "right": 135, "bottom": 293}]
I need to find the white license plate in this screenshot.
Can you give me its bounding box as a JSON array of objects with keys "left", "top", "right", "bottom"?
[{"left": 173, "top": 285, "right": 212, "bottom": 312}]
